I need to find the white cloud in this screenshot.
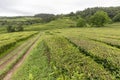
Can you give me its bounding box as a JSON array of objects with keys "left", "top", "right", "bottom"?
[{"left": 0, "top": 0, "right": 120, "bottom": 16}]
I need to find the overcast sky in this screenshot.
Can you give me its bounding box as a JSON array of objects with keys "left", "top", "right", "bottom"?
[{"left": 0, "top": 0, "right": 120, "bottom": 16}]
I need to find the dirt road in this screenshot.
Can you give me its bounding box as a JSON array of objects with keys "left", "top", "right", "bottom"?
[{"left": 0, "top": 34, "right": 40, "bottom": 80}]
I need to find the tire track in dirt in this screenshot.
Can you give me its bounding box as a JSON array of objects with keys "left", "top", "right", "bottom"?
[
  {"left": 0, "top": 39, "right": 32, "bottom": 65},
  {"left": 0, "top": 40, "right": 31, "bottom": 69},
  {"left": 1, "top": 34, "right": 40, "bottom": 80},
  {"left": 0, "top": 39, "right": 34, "bottom": 79}
]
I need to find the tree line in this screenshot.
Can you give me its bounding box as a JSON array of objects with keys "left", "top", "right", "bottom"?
[
  {"left": 0, "top": 14, "right": 56, "bottom": 32},
  {"left": 1, "top": 6, "right": 120, "bottom": 32},
  {"left": 65, "top": 6, "right": 120, "bottom": 27}
]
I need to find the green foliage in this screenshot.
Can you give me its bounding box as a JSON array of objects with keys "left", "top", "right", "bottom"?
[
  {"left": 1, "top": 6, "right": 120, "bottom": 80},
  {"left": 34, "top": 13, "right": 55, "bottom": 23},
  {"left": 12, "top": 39, "right": 50, "bottom": 80},
  {"left": 0, "top": 31, "right": 37, "bottom": 54},
  {"left": 75, "top": 7, "right": 120, "bottom": 19},
  {"left": 0, "top": 27, "right": 6, "bottom": 33},
  {"left": 44, "top": 36, "right": 114, "bottom": 80},
  {"left": 10, "top": 26, "right": 120, "bottom": 80},
  {"left": 15, "top": 25, "right": 24, "bottom": 32},
  {"left": 7, "top": 25, "right": 15, "bottom": 32},
  {"left": 113, "top": 13, "right": 120, "bottom": 22},
  {"left": 7, "top": 25, "right": 24, "bottom": 32},
  {"left": 0, "top": 17, "right": 42, "bottom": 31},
  {"left": 25, "top": 17, "right": 76, "bottom": 31},
  {"left": 76, "top": 17, "right": 86, "bottom": 27},
  {"left": 90, "top": 11, "right": 111, "bottom": 27},
  {"left": 0, "top": 34, "right": 39, "bottom": 79},
  {"left": 67, "top": 36, "right": 120, "bottom": 78}
]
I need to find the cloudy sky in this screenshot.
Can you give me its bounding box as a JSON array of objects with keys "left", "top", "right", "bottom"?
[{"left": 0, "top": 0, "right": 120, "bottom": 16}]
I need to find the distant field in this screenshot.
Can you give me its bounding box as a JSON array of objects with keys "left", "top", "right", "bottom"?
[
  {"left": 24, "top": 17, "right": 76, "bottom": 31},
  {"left": 0, "top": 17, "right": 41, "bottom": 22},
  {"left": 1, "top": 17, "right": 120, "bottom": 33},
  {"left": 0, "top": 17, "right": 76, "bottom": 34},
  {"left": 12, "top": 27, "right": 120, "bottom": 80}
]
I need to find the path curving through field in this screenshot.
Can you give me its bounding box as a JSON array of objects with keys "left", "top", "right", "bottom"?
[{"left": 0, "top": 34, "right": 40, "bottom": 80}]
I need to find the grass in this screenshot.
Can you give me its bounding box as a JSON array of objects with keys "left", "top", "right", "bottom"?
[
  {"left": 53, "top": 27, "right": 120, "bottom": 78},
  {"left": 10, "top": 21, "right": 120, "bottom": 80},
  {"left": 1, "top": 18, "right": 120, "bottom": 80},
  {"left": 12, "top": 37, "right": 50, "bottom": 80},
  {"left": 25, "top": 17, "right": 76, "bottom": 31},
  {"left": 0, "top": 31, "right": 38, "bottom": 57},
  {"left": 12, "top": 35, "right": 115, "bottom": 80},
  {"left": 106, "top": 22, "right": 120, "bottom": 28},
  {"left": 44, "top": 36, "right": 114, "bottom": 80},
  {"left": 65, "top": 36, "right": 120, "bottom": 77},
  {"left": 0, "top": 34, "right": 39, "bottom": 79},
  {"left": 0, "top": 17, "right": 41, "bottom": 22},
  {"left": 0, "top": 27, "right": 6, "bottom": 33},
  {"left": 87, "top": 36, "right": 120, "bottom": 48}
]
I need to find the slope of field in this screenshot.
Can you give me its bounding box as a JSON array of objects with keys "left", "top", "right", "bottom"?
[
  {"left": 3, "top": 34, "right": 40, "bottom": 80},
  {"left": 12, "top": 35, "right": 115, "bottom": 80},
  {"left": 0, "top": 17, "right": 41, "bottom": 22},
  {"left": 0, "top": 33, "right": 40, "bottom": 79},
  {"left": 11, "top": 24, "right": 120, "bottom": 80},
  {"left": 25, "top": 17, "right": 76, "bottom": 31},
  {"left": 0, "top": 31, "right": 38, "bottom": 58},
  {"left": 11, "top": 36, "right": 50, "bottom": 80}
]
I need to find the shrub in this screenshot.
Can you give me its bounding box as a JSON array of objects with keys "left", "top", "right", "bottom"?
[
  {"left": 7, "top": 25, "right": 15, "bottom": 32},
  {"left": 76, "top": 18, "right": 86, "bottom": 27},
  {"left": 15, "top": 25, "right": 24, "bottom": 32},
  {"left": 7, "top": 25, "right": 24, "bottom": 32},
  {"left": 113, "top": 13, "right": 120, "bottom": 22},
  {"left": 90, "top": 11, "right": 111, "bottom": 27}
]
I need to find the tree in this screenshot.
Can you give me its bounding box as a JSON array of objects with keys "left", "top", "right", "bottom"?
[
  {"left": 15, "top": 25, "right": 23, "bottom": 32},
  {"left": 75, "top": 7, "right": 120, "bottom": 19},
  {"left": 34, "top": 13, "right": 55, "bottom": 23},
  {"left": 7, "top": 25, "right": 15, "bottom": 32},
  {"left": 76, "top": 17, "right": 86, "bottom": 27},
  {"left": 90, "top": 11, "right": 111, "bottom": 27},
  {"left": 113, "top": 13, "right": 120, "bottom": 22},
  {"left": 7, "top": 24, "right": 24, "bottom": 32}
]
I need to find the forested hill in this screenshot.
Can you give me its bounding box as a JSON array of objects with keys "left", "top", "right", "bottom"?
[{"left": 67, "top": 6, "right": 120, "bottom": 19}]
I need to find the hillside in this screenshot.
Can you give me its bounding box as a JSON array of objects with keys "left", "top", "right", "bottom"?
[
  {"left": 0, "top": 6, "right": 120, "bottom": 80},
  {"left": 11, "top": 24, "right": 120, "bottom": 80},
  {"left": 24, "top": 17, "right": 76, "bottom": 31}
]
